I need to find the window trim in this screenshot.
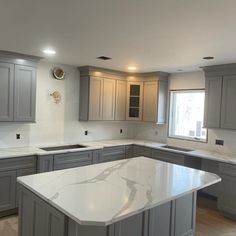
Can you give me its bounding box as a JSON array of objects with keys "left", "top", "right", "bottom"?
[{"left": 167, "top": 88, "right": 208, "bottom": 143}]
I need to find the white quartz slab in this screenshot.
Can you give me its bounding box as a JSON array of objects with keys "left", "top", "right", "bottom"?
[{"left": 18, "top": 157, "right": 221, "bottom": 226}]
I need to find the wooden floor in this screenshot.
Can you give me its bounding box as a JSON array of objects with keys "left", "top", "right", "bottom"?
[{"left": 0, "top": 200, "right": 236, "bottom": 236}]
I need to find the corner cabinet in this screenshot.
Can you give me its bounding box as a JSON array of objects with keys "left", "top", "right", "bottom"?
[
  {"left": 203, "top": 64, "right": 236, "bottom": 130},
  {"left": 0, "top": 51, "right": 41, "bottom": 122}
]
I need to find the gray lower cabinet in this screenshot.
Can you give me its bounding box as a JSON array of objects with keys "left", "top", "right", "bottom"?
[
  {"left": 0, "top": 62, "right": 14, "bottom": 121},
  {"left": 100, "top": 146, "right": 125, "bottom": 163},
  {"left": 201, "top": 159, "right": 220, "bottom": 198},
  {"left": 218, "top": 163, "right": 236, "bottom": 219},
  {"left": 0, "top": 156, "right": 36, "bottom": 215},
  {"left": 0, "top": 170, "right": 16, "bottom": 212},
  {"left": 125, "top": 145, "right": 134, "bottom": 158},
  {"left": 19, "top": 186, "right": 65, "bottom": 236},
  {"left": 139, "top": 146, "right": 152, "bottom": 158},
  {"left": 151, "top": 149, "right": 185, "bottom": 166},
  {"left": 37, "top": 155, "right": 54, "bottom": 173},
  {"left": 54, "top": 151, "right": 94, "bottom": 170}
]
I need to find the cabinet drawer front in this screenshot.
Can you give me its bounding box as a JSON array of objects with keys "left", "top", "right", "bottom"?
[
  {"left": 220, "top": 163, "right": 236, "bottom": 177},
  {"left": 102, "top": 146, "right": 125, "bottom": 156},
  {"left": 54, "top": 151, "right": 93, "bottom": 170},
  {"left": 101, "top": 154, "right": 125, "bottom": 163},
  {"left": 0, "top": 170, "right": 16, "bottom": 211},
  {"left": 0, "top": 156, "right": 36, "bottom": 172},
  {"left": 139, "top": 147, "right": 152, "bottom": 157},
  {"left": 152, "top": 149, "right": 185, "bottom": 165}
]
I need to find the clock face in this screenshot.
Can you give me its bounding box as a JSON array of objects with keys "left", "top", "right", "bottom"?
[{"left": 53, "top": 67, "right": 65, "bottom": 80}]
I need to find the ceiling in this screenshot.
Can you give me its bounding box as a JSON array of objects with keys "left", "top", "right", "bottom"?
[{"left": 1, "top": 0, "right": 236, "bottom": 73}]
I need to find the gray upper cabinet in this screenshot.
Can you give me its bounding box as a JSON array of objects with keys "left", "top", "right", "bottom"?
[
  {"left": 115, "top": 80, "right": 126, "bottom": 120},
  {"left": 221, "top": 75, "right": 236, "bottom": 129},
  {"left": 203, "top": 64, "right": 236, "bottom": 130},
  {"left": 204, "top": 76, "right": 222, "bottom": 128},
  {"left": 0, "top": 62, "right": 14, "bottom": 121},
  {"left": 0, "top": 51, "right": 41, "bottom": 122},
  {"left": 143, "top": 79, "right": 168, "bottom": 123},
  {"left": 14, "top": 65, "right": 36, "bottom": 122}
]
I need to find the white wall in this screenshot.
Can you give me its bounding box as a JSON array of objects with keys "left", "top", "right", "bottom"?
[
  {"left": 0, "top": 61, "right": 134, "bottom": 148},
  {"left": 134, "top": 71, "right": 236, "bottom": 154}
]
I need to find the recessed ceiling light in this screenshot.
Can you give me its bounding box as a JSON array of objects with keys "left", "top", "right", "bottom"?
[
  {"left": 96, "top": 56, "right": 112, "bottom": 60},
  {"left": 42, "top": 48, "right": 56, "bottom": 55},
  {"left": 203, "top": 56, "right": 214, "bottom": 60},
  {"left": 128, "top": 67, "right": 137, "bottom": 70}
]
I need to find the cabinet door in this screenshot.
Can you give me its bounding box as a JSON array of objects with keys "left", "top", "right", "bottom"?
[
  {"left": 143, "top": 81, "right": 157, "bottom": 122},
  {"left": 16, "top": 168, "right": 36, "bottom": 207},
  {"left": 14, "top": 65, "right": 36, "bottom": 122},
  {"left": 0, "top": 62, "right": 14, "bottom": 121},
  {"left": 115, "top": 80, "right": 126, "bottom": 120},
  {"left": 221, "top": 75, "right": 236, "bottom": 129},
  {"left": 0, "top": 170, "right": 16, "bottom": 211},
  {"left": 204, "top": 76, "right": 222, "bottom": 128},
  {"left": 89, "top": 77, "right": 103, "bottom": 120},
  {"left": 201, "top": 160, "right": 220, "bottom": 197},
  {"left": 126, "top": 82, "right": 143, "bottom": 121},
  {"left": 157, "top": 80, "right": 168, "bottom": 124},
  {"left": 103, "top": 78, "right": 116, "bottom": 120},
  {"left": 101, "top": 146, "right": 126, "bottom": 163}
]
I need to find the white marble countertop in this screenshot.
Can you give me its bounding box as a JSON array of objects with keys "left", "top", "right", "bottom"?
[
  {"left": 17, "top": 157, "right": 221, "bottom": 226},
  {"left": 1, "top": 139, "right": 236, "bottom": 165}
]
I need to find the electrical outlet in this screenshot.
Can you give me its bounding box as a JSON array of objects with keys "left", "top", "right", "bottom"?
[
  {"left": 16, "top": 134, "right": 21, "bottom": 139},
  {"left": 155, "top": 130, "right": 158, "bottom": 136},
  {"left": 215, "top": 139, "right": 224, "bottom": 146},
  {"left": 120, "top": 129, "right": 123, "bottom": 134},
  {"left": 85, "top": 130, "right": 88, "bottom": 135}
]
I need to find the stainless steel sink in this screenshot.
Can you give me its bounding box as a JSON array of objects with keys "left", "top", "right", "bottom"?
[
  {"left": 40, "top": 144, "right": 87, "bottom": 151},
  {"left": 161, "top": 145, "right": 193, "bottom": 152}
]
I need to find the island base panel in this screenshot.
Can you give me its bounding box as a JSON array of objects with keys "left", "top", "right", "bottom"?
[{"left": 19, "top": 185, "right": 196, "bottom": 236}]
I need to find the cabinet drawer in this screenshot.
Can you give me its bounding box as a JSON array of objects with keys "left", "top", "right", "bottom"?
[
  {"left": 0, "top": 156, "right": 36, "bottom": 172},
  {"left": 152, "top": 149, "right": 185, "bottom": 165},
  {"left": 103, "top": 146, "right": 125, "bottom": 156},
  {"left": 220, "top": 163, "right": 236, "bottom": 177},
  {"left": 139, "top": 147, "right": 152, "bottom": 157},
  {"left": 54, "top": 151, "right": 93, "bottom": 170}
]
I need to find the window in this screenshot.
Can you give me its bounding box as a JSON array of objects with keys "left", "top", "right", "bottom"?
[{"left": 169, "top": 90, "right": 207, "bottom": 142}]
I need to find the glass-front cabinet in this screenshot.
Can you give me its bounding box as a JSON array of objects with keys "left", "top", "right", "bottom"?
[{"left": 126, "top": 82, "right": 143, "bottom": 120}]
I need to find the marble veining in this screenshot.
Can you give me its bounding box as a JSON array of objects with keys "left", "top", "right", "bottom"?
[{"left": 17, "top": 157, "right": 221, "bottom": 226}]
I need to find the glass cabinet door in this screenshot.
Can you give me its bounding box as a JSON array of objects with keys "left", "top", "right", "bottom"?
[{"left": 127, "top": 82, "right": 143, "bottom": 120}]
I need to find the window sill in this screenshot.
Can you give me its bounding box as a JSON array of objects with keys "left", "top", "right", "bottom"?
[{"left": 168, "top": 135, "right": 207, "bottom": 143}]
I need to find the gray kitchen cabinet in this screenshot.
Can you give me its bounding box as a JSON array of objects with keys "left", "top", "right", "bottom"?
[
  {"left": 126, "top": 81, "right": 143, "bottom": 121},
  {"left": 0, "top": 62, "right": 14, "bottom": 121},
  {"left": 16, "top": 168, "right": 36, "bottom": 207},
  {"left": 218, "top": 163, "right": 236, "bottom": 219},
  {"left": 133, "top": 145, "right": 141, "bottom": 157},
  {"left": 139, "top": 146, "right": 153, "bottom": 157},
  {"left": 201, "top": 159, "right": 220, "bottom": 197},
  {"left": 103, "top": 78, "right": 116, "bottom": 120},
  {"left": 115, "top": 80, "right": 126, "bottom": 120},
  {"left": 0, "top": 170, "right": 16, "bottom": 212},
  {"left": 204, "top": 76, "right": 222, "bottom": 128},
  {"left": 100, "top": 146, "right": 126, "bottom": 163},
  {"left": 151, "top": 149, "right": 185, "bottom": 165},
  {"left": 221, "top": 75, "right": 236, "bottom": 129},
  {"left": 37, "top": 155, "right": 54, "bottom": 173},
  {"left": 19, "top": 186, "right": 65, "bottom": 236},
  {"left": 54, "top": 151, "right": 94, "bottom": 170},
  {"left": 14, "top": 65, "right": 36, "bottom": 122},
  {"left": 143, "top": 80, "right": 168, "bottom": 123},
  {"left": 0, "top": 51, "right": 41, "bottom": 122}
]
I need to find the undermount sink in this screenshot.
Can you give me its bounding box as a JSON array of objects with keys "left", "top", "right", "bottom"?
[
  {"left": 40, "top": 144, "right": 87, "bottom": 152},
  {"left": 161, "top": 145, "right": 193, "bottom": 152}
]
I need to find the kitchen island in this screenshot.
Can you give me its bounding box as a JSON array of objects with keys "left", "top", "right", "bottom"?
[{"left": 17, "top": 157, "right": 220, "bottom": 236}]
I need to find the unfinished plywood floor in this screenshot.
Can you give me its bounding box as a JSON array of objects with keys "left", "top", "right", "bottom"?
[{"left": 0, "top": 206, "right": 236, "bottom": 236}]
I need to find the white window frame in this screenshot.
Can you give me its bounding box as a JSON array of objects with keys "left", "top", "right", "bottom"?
[{"left": 168, "top": 89, "right": 207, "bottom": 143}]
